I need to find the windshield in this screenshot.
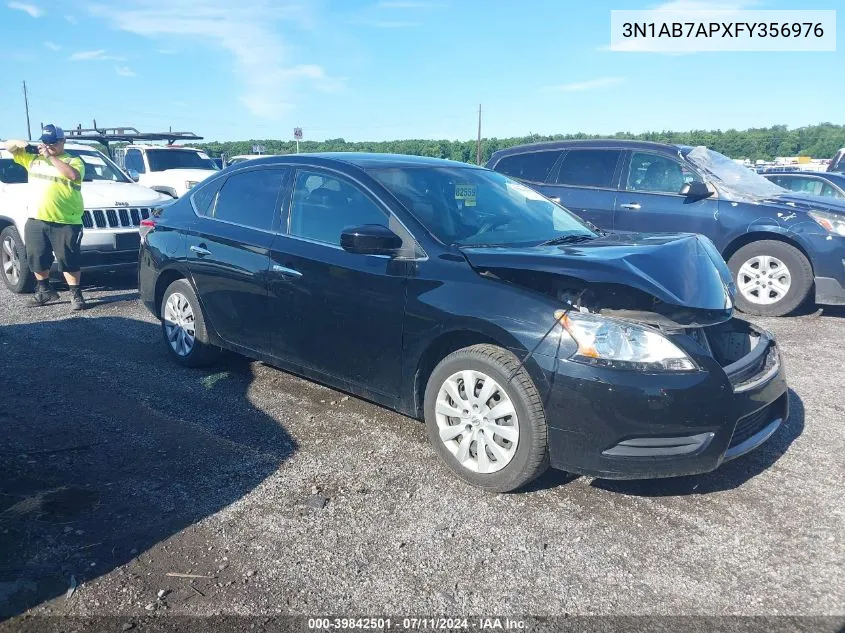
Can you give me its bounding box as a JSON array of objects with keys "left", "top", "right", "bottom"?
[
  {"left": 684, "top": 146, "right": 787, "bottom": 200},
  {"left": 146, "top": 149, "right": 218, "bottom": 172},
  {"left": 65, "top": 149, "right": 131, "bottom": 183},
  {"left": 368, "top": 166, "right": 595, "bottom": 247}
]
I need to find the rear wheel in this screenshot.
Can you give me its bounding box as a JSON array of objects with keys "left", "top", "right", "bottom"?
[
  {"left": 0, "top": 226, "right": 34, "bottom": 294},
  {"left": 424, "top": 344, "right": 549, "bottom": 493},
  {"left": 160, "top": 279, "right": 219, "bottom": 367},
  {"left": 728, "top": 240, "right": 813, "bottom": 317}
]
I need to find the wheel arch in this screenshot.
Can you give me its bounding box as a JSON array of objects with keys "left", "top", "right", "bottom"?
[
  {"left": 154, "top": 268, "right": 189, "bottom": 317},
  {"left": 410, "top": 327, "right": 554, "bottom": 420},
  {"left": 722, "top": 231, "right": 815, "bottom": 274}
]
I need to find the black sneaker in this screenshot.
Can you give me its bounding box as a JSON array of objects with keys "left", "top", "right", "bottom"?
[
  {"left": 30, "top": 286, "right": 60, "bottom": 306},
  {"left": 70, "top": 289, "right": 87, "bottom": 311}
]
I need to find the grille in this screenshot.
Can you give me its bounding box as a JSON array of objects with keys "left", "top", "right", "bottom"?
[
  {"left": 82, "top": 208, "right": 152, "bottom": 229},
  {"left": 730, "top": 403, "right": 775, "bottom": 448}
]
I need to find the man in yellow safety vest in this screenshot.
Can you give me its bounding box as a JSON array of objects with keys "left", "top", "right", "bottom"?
[{"left": 2, "top": 124, "right": 87, "bottom": 310}]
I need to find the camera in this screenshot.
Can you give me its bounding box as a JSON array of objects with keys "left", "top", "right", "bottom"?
[{"left": 25, "top": 144, "right": 39, "bottom": 155}]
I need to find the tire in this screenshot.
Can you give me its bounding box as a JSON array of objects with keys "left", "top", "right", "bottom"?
[
  {"left": 160, "top": 278, "right": 220, "bottom": 367},
  {"left": 423, "top": 344, "right": 549, "bottom": 493},
  {"left": 0, "top": 225, "right": 35, "bottom": 294},
  {"left": 727, "top": 240, "right": 813, "bottom": 317}
]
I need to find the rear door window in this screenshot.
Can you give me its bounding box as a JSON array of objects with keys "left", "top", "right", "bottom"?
[
  {"left": 552, "top": 149, "right": 621, "bottom": 188},
  {"left": 211, "top": 168, "right": 285, "bottom": 231},
  {"left": 492, "top": 150, "right": 563, "bottom": 184}
]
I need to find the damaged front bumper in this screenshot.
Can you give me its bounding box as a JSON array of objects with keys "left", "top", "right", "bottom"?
[{"left": 544, "top": 319, "right": 788, "bottom": 479}]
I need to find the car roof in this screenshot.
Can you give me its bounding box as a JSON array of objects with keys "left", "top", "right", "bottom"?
[
  {"left": 488, "top": 138, "right": 684, "bottom": 162},
  {"left": 241, "top": 152, "right": 485, "bottom": 170}
]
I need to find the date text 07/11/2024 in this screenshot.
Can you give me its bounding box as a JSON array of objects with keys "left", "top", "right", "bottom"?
[{"left": 307, "top": 617, "right": 527, "bottom": 630}]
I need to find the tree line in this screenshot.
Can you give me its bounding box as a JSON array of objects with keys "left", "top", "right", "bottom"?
[{"left": 196, "top": 123, "right": 845, "bottom": 165}]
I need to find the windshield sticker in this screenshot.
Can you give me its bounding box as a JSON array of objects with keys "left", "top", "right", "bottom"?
[
  {"left": 80, "top": 155, "right": 106, "bottom": 166},
  {"left": 455, "top": 184, "right": 477, "bottom": 206}
]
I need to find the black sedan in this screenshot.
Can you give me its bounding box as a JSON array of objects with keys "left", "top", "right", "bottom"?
[{"left": 138, "top": 153, "right": 789, "bottom": 492}]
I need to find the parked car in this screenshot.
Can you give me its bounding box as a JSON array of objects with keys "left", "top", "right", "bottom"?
[
  {"left": 113, "top": 144, "right": 219, "bottom": 198},
  {"left": 763, "top": 170, "right": 845, "bottom": 200},
  {"left": 487, "top": 140, "right": 845, "bottom": 317},
  {"left": 0, "top": 141, "right": 172, "bottom": 293},
  {"left": 828, "top": 148, "right": 844, "bottom": 174},
  {"left": 138, "top": 153, "right": 788, "bottom": 492}
]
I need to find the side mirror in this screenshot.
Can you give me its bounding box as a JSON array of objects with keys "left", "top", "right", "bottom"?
[
  {"left": 340, "top": 224, "right": 403, "bottom": 256},
  {"left": 680, "top": 181, "right": 713, "bottom": 199},
  {"left": 127, "top": 169, "right": 140, "bottom": 182}
]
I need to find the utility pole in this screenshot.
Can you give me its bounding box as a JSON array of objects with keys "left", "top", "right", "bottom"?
[
  {"left": 22, "top": 81, "right": 32, "bottom": 140},
  {"left": 476, "top": 104, "right": 482, "bottom": 165}
]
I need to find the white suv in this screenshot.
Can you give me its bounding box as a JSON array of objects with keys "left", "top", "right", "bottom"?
[
  {"left": 115, "top": 144, "right": 219, "bottom": 198},
  {"left": 0, "top": 142, "right": 172, "bottom": 293}
]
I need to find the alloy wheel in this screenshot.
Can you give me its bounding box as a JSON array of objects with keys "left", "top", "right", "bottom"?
[
  {"left": 434, "top": 369, "right": 519, "bottom": 474},
  {"left": 163, "top": 292, "right": 196, "bottom": 357},
  {"left": 2, "top": 235, "right": 21, "bottom": 286},
  {"left": 736, "top": 255, "right": 792, "bottom": 306}
]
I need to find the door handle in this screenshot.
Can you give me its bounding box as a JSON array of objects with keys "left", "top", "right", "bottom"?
[
  {"left": 620, "top": 203, "right": 642, "bottom": 210},
  {"left": 190, "top": 245, "right": 212, "bottom": 256},
  {"left": 271, "top": 264, "right": 303, "bottom": 278}
]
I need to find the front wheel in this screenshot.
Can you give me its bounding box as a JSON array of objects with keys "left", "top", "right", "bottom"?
[
  {"left": 160, "top": 278, "right": 220, "bottom": 367},
  {"left": 0, "top": 226, "right": 34, "bottom": 294},
  {"left": 423, "top": 344, "right": 549, "bottom": 493},
  {"left": 727, "top": 240, "right": 813, "bottom": 317}
]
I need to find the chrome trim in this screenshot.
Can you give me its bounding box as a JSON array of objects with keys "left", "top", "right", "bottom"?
[
  {"left": 724, "top": 418, "right": 782, "bottom": 461},
  {"left": 271, "top": 264, "right": 303, "bottom": 278}
]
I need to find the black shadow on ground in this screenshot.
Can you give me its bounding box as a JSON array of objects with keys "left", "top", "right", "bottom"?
[
  {"left": 0, "top": 316, "right": 297, "bottom": 619},
  {"left": 589, "top": 388, "right": 804, "bottom": 497}
]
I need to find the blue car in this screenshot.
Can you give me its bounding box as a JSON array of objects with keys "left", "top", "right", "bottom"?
[
  {"left": 762, "top": 170, "right": 845, "bottom": 200},
  {"left": 487, "top": 140, "right": 845, "bottom": 317}
]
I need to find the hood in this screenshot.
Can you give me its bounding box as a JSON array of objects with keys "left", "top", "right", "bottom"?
[
  {"left": 460, "top": 232, "right": 735, "bottom": 323},
  {"left": 81, "top": 180, "right": 172, "bottom": 207},
  {"left": 762, "top": 192, "right": 845, "bottom": 215}
]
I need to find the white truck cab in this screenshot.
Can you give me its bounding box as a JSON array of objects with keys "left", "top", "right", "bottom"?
[
  {"left": 0, "top": 141, "right": 172, "bottom": 293},
  {"left": 115, "top": 144, "right": 219, "bottom": 198}
]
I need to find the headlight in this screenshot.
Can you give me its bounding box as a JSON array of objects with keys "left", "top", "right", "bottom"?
[
  {"left": 808, "top": 210, "right": 845, "bottom": 236},
  {"left": 185, "top": 180, "right": 199, "bottom": 190},
  {"left": 556, "top": 311, "right": 697, "bottom": 372}
]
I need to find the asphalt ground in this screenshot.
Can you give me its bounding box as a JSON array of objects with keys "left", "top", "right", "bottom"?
[{"left": 0, "top": 273, "right": 842, "bottom": 627}]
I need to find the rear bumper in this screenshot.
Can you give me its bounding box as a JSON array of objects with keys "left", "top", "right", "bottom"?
[{"left": 545, "top": 321, "right": 789, "bottom": 480}]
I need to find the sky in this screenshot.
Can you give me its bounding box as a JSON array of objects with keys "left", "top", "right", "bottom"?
[{"left": 0, "top": 0, "right": 841, "bottom": 143}]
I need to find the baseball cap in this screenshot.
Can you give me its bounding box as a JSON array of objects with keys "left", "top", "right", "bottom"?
[{"left": 39, "top": 124, "right": 65, "bottom": 145}]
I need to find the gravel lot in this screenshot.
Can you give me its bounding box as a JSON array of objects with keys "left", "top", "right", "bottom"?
[{"left": 0, "top": 274, "right": 842, "bottom": 624}]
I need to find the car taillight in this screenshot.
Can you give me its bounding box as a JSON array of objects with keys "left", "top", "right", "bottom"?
[{"left": 139, "top": 218, "right": 156, "bottom": 240}]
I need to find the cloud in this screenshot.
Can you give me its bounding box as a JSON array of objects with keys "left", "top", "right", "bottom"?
[
  {"left": 543, "top": 77, "right": 625, "bottom": 92},
  {"left": 7, "top": 2, "right": 42, "bottom": 18},
  {"left": 69, "top": 49, "right": 126, "bottom": 61},
  {"left": 65, "top": 14, "right": 77, "bottom": 23},
  {"left": 87, "top": 1, "right": 343, "bottom": 119},
  {"left": 115, "top": 65, "right": 136, "bottom": 77},
  {"left": 44, "top": 41, "right": 61, "bottom": 51}
]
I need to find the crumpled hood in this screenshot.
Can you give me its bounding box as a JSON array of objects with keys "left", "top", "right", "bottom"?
[
  {"left": 460, "top": 232, "right": 735, "bottom": 315},
  {"left": 81, "top": 180, "right": 172, "bottom": 207}
]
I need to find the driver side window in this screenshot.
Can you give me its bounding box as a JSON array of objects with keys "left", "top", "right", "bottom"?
[
  {"left": 289, "top": 170, "right": 388, "bottom": 246},
  {"left": 627, "top": 153, "right": 698, "bottom": 194}
]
